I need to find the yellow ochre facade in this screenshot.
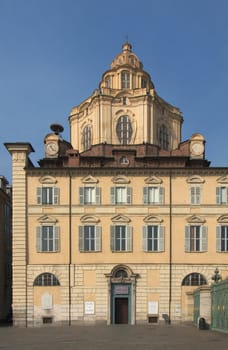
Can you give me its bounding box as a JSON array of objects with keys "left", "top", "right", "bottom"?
[{"left": 5, "top": 42, "right": 228, "bottom": 327}]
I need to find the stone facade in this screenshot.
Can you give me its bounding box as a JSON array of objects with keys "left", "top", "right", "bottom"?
[{"left": 5, "top": 43, "right": 228, "bottom": 326}]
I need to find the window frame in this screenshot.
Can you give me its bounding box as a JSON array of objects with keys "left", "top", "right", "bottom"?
[
  {"left": 216, "top": 225, "right": 228, "bottom": 252},
  {"left": 185, "top": 225, "right": 207, "bottom": 252},
  {"left": 79, "top": 186, "right": 101, "bottom": 205},
  {"left": 190, "top": 186, "right": 201, "bottom": 205},
  {"left": 37, "top": 187, "right": 59, "bottom": 205},
  {"left": 34, "top": 273, "right": 60, "bottom": 286},
  {"left": 121, "top": 71, "right": 130, "bottom": 89},
  {"left": 116, "top": 115, "right": 133, "bottom": 145},
  {"left": 143, "top": 186, "right": 164, "bottom": 205},
  {"left": 79, "top": 225, "right": 101, "bottom": 252},
  {"left": 216, "top": 186, "right": 228, "bottom": 205},
  {"left": 110, "top": 186, "right": 132, "bottom": 205},
  {"left": 82, "top": 125, "right": 92, "bottom": 151},
  {"left": 142, "top": 225, "right": 165, "bottom": 252},
  {"left": 110, "top": 225, "right": 132, "bottom": 252},
  {"left": 36, "top": 226, "right": 60, "bottom": 253}
]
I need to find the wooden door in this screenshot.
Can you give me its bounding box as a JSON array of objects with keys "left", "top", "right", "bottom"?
[{"left": 115, "top": 298, "right": 128, "bottom": 324}]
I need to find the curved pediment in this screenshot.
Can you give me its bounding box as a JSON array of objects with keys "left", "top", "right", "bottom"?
[
  {"left": 39, "top": 176, "right": 57, "bottom": 184},
  {"left": 217, "top": 176, "right": 228, "bottom": 184},
  {"left": 38, "top": 215, "right": 58, "bottom": 224},
  {"left": 143, "top": 215, "right": 163, "bottom": 223},
  {"left": 145, "top": 176, "right": 162, "bottom": 184},
  {"left": 80, "top": 215, "right": 100, "bottom": 224},
  {"left": 81, "top": 175, "right": 99, "bottom": 184},
  {"left": 112, "top": 175, "right": 130, "bottom": 184},
  {"left": 217, "top": 215, "right": 228, "bottom": 223},
  {"left": 186, "top": 175, "right": 205, "bottom": 184},
  {"left": 186, "top": 215, "right": 206, "bottom": 224},
  {"left": 111, "top": 214, "right": 131, "bottom": 223}
]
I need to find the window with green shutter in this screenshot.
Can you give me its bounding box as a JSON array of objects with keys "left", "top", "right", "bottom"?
[
  {"left": 185, "top": 225, "right": 207, "bottom": 252},
  {"left": 36, "top": 187, "right": 59, "bottom": 205},
  {"left": 79, "top": 225, "right": 101, "bottom": 252},
  {"left": 36, "top": 226, "right": 60, "bottom": 252},
  {"left": 142, "top": 225, "right": 165, "bottom": 252},
  {"left": 110, "top": 225, "right": 132, "bottom": 251}
]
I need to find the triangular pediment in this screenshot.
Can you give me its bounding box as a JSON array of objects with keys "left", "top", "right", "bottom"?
[
  {"left": 186, "top": 215, "right": 206, "bottom": 224},
  {"left": 111, "top": 214, "right": 131, "bottom": 223},
  {"left": 144, "top": 215, "right": 163, "bottom": 223},
  {"left": 112, "top": 175, "right": 130, "bottom": 184},
  {"left": 217, "top": 215, "right": 228, "bottom": 223},
  {"left": 80, "top": 215, "right": 100, "bottom": 223},
  {"left": 82, "top": 175, "right": 99, "bottom": 184},
  {"left": 187, "top": 175, "right": 205, "bottom": 184},
  {"left": 217, "top": 176, "right": 228, "bottom": 184},
  {"left": 38, "top": 215, "right": 58, "bottom": 224},
  {"left": 39, "top": 176, "right": 57, "bottom": 184},
  {"left": 145, "top": 176, "right": 162, "bottom": 184}
]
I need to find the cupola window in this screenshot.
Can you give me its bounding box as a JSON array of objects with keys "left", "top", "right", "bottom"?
[
  {"left": 159, "top": 124, "right": 169, "bottom": 150},
  {"left": 116, "top": 116, "right": 132, "bottom": 144},
  {"left": 121, "top": 71, "right": 130, "bottom": 89},
  {"left": 141, "top": 76, "right": 147, "bottom": 88},
  {"left": 82, "top": 125, "right": 92, "bottom": 151},
  {"left": 105, "top": 76, "right": 111, "bottom": 88}
]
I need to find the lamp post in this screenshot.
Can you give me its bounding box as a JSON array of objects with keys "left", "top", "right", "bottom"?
[{"left": 212, "top": 267, "right": 221, "bottom": 283}]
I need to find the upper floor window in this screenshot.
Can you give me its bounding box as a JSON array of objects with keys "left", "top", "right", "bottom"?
[
  {"left": 82, "top": 125, "right": 91, "bottom": 151},
  {"left": 79, "top": 186, "right": 101, "bottom": 205},
  {"left": 142, "top": 225, "right": 165, "bottom": 252},
  {"left": 216, "top": 187, "right": 228, "bottom": 205},
  {"left": 182, "top": 273, "right": 207, "bottom": 286},
  {"left": 159, "top": 124, "right": 169, "bottom": 150},
  {"left": 143, "top": 186, "right": 164, "bottom": 205},
  {"left": 79, "top": 225, "right": 101, "bottom": 252},
  {"left": 34, "top": 273, "right": 60, "bottom": 286},
  {"left": 216, "top": 226, "right": 228, "bottom": 252},
  {"left": 116, "top": 115, "right": 132, "bottom": 144},
  {"left": 110, "top": 186, "right": 132, "bottom": 205},
  {"left": 110, "top": 225, "right": 132, "bottom": 252},
  {"left": 36, "top": 226, "right": 60, "bottom": 253},
  {"left": 37, "top": 187, "right": 59, "bottom": 205},
  {"left": 185, "top": 225, "right": 207, "bottom": 252},
  {"left": 121, "top": 71, "right": 130, "bottom": 89},
  {"left": 190, "top": 186, "right": 201, "bottom": 205}
]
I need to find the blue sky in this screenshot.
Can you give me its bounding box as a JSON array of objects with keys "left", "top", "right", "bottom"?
[{"left": 1, "top": 0, "right": 228, "bottom": 183}]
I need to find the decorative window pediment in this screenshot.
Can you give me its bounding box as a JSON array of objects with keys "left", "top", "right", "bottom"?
[
  {"left": 217, "top": 215, "right": 228, "bottom": 223},
  {"left": 38, "top": 215, "right": 58, "bottom": 225},
  {"left": 217, "top": 176, "right": 228, "bottom": 184},
  {"left": 111, "top": 214, "right": 131, "bottom": 223},
  {"left": 81, "top": 175, "right": 99, "bottom": 184},
  {"left": 145, "top": 176, "right": 162, "bottom": 184},
  {"left": 186, "top": 215, "right": 206, "bottom": 224},
  {"left": 80, "top": 215, "right": 100, "bottom": 224},
  {"left": 187, "top": 175, "right": 205, "bottom": 184},
  {"left": 143, "top": 215, "right": 163, "bottom": 224},
  {"left": 112, "top": 175, "right": 130, "bottom": 184},
  {"left": 39, "top": 176, "right": 57, "bottom": 184}
]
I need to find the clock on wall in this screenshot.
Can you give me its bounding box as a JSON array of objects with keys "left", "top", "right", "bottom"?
[
  {"left": 45, "top": 142, "right": 59, "bottom": 157},
  {"left": 191, "top": 142, "right": 204, "bottom": 156}
]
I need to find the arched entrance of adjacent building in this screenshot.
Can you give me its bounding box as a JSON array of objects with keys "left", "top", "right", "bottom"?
[{"left": 105, "top": 265, "right": 137, "bottom": 325}]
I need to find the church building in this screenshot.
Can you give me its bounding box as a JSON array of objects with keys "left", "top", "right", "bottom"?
[{"left": 5, "top": 42, "right": 228, "bottom": 326}]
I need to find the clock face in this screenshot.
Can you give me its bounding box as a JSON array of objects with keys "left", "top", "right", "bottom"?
[
  {"left": 46, "top": 142, "right": 58, "bottom": 156},
  {"left": 191, "top": 142, "right": 204, "bottom": 156}
]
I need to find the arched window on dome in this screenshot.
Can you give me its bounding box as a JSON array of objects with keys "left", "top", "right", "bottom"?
[
  {"left": 82, "top": 125, "right": 92, "bottom": 151},
  {"left": 181, "top": 273, "right": 207, "bottom": 286},
  {"left": 141, "top": 76, "right": 147, "bottom": 88},
  {"left": 33, "top": 273, "right": 60, "bottom": 286},
  {"left": 105, "top": 76, "right": 111, "bottom": 88},
  {"left": 121, "top": 71, "right": 130, "bottom": 89},
  {"left": 159, "top": 124, "right": 169, "bottom": 150},
  {"left": 116, "top": 116, "right": 132, "bottom": 145}
]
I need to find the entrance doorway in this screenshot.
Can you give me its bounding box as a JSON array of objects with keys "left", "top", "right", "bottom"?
[{"left": 115, "top": 297, "right": 128, "bottom": 324}]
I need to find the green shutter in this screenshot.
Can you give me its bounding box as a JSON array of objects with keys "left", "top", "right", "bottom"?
[
  {"left": 110, "top": 187, "right": 115, "bottom": 204},
  {"left": 36, "top": 226, "right": 42, "bottom": 252},
  {"left": 196, "top": 187, "right": 201, "bottom": 204},
  {"left": 143, "top": 187, "right": 148, "bottom": 204},
  {"left": 79, "top": 187, "right": 84, "bottom": 205},
  {"left": 37, "top": 187, "right": 42, "bottom": 205},
  {"left": 216, "top": 187, "right": 220, "bottom": 204},
  {"left": 216, "top": 226, "right": 221, "bottom": 252},
  {"left": 95, "top": 226, "right": 101, "bottom": 251},
  {"left": 126, "top": 226, "right": 132, "bottom": 251},
  {"left": 185, "top": 226, "right": 190, "bottom": 252},
  {"left": 79, "top": 226, "right": 84, "bottom": 251},
  {"left": 159, "top": 226, "right": 165, "bottom": 251},
  {"left": 110, "top": 226, "right": 115, "bottom": 251},
  {"left": 201, "top": 226, "right": 207, "bottom": 252},
  {"left": 53, "top": 188, "right": 59, "bottom": 205},
  {"left": 127, "top": 187, "right": 132, "bottom": 204},
  {"left": 54, "top": 226, "right": 60, "bottom": 252},
  {"left": 96, "top": 187, "right": 101, "bottom": 205},
  {"left": 159, "top": 187, "right": 165, "bottom": 204},
  {"left": 190, "top": 187, "right": 195, "bottom": 204},
  {"left": 142, "top": 226, "right": 148, "bottom": 251}
]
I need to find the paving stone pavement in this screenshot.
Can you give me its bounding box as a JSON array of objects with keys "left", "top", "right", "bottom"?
[{"left": 0, "top": 324, "right": 228, "bottom": 350}]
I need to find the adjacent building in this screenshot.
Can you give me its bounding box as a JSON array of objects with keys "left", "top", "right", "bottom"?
[
  {"left": 5, "top": 42, "right": 228, "bottom": 327},
  {"left": 0, "top": 176, "right": 12, "bottom": 322}
]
